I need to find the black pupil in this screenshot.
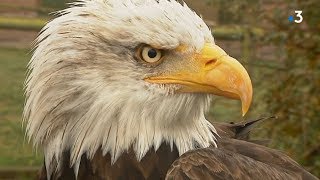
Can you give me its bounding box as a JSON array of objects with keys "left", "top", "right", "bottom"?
[{"left": 148, "top": 49, "right": 158, "bottom": 58}]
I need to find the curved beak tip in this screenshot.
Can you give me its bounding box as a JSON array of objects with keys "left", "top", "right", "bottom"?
[
  {"left": 241, "top": 83, "right": 253, "bottom": 116},
  {"left": 242, "top": 101, "right": 251, "bottom": 116}
]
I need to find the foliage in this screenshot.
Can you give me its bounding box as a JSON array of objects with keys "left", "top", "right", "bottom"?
[
  {"left": 209, "top": 0, "right": 320, "bottom": 177},
  {"left": 263, "top": 0, "right": 320, "bottom": 175}
]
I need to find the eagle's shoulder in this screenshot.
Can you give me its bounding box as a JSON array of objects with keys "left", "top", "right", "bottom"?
[{"left": 166, "top": 118, "right": 318, "bottom": 180}]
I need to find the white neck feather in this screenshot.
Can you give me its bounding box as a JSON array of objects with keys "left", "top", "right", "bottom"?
[{"left": 39, "top": 82, "right": 217, "bottom": 176}]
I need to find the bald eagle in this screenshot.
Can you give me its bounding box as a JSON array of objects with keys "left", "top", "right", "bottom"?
[{"left": 24, "top": 0, "right": 317, "bottom": 179}]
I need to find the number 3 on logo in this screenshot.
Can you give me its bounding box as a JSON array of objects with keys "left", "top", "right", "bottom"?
[{"left": 295, "top": 10, "right": 303, "bottom": 23}]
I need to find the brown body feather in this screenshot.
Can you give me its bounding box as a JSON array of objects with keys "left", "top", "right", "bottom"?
[
  {"left": 37, "top": 119, "right": 318, "bottom": 180},
  {"left": 39, "top": 144, "right": 178, "bottom": 180}
]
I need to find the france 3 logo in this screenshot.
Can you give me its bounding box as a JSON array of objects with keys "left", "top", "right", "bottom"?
[{"left": 288, "top": 10, "right": 303, "bottom": 23}]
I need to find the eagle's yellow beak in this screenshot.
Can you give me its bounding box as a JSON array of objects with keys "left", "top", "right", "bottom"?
[{"left": 145, "top": 43, "right": 253, "bottom": 116}]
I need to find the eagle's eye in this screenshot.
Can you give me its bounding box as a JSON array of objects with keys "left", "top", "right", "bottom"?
[{"left": 140, "top": 45, "right": 163, "bottom": 64}]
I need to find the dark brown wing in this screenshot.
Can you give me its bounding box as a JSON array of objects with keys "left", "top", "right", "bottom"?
[{"left": 166, "top": 119, "right": 318, "bottom": 180}]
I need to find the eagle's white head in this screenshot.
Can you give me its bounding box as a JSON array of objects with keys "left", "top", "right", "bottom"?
[{"left": 24, "top": 0, "right": 252, "bottom": 176}]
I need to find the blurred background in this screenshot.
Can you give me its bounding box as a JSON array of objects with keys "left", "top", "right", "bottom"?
[{"left": 0, "top": 0, "right": 319, "bottom": 179}]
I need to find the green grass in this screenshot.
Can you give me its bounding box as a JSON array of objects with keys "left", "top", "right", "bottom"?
[
  {"left": 0, "top": 48, "right": 42, "bottom": 167},
  {"left": 0, "top": 16, "right": 47, "bottom": 31}
]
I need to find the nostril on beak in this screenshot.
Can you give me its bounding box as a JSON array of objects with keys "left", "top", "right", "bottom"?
[{"left": 205, "top": 59, "right": 217, "bottom": 67}]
